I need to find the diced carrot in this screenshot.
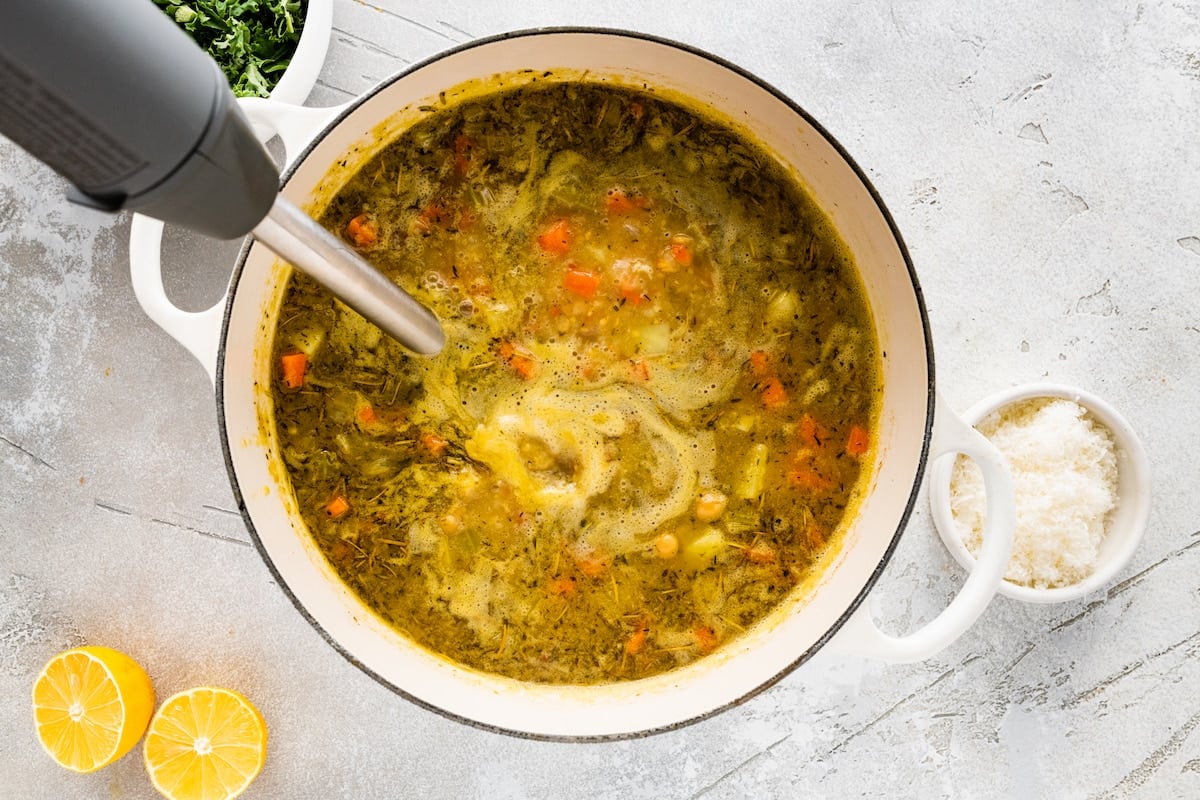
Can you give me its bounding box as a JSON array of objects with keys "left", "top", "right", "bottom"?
[
  {"left": 563, "top": 267, "right": 600, "bottom": 298},
  {"left": 846, "top": 425, "right": 870, "bottom": 456},
  {"left": 280, "top": 352, "right": 308, "bottom": 389},
  {"left": 605, "top": 188, "right": 648, "bottom": 215},
  {"left": 509, "top": 355, "right": 537, "bottom": 380},
  {"left": 799, "top": 413, "right": 829, "bottom": 448},
  {"left": 605, "top": 189, "right": 634, "bottom": 214},
  {"left": 759, "top": 376, "right": 788, "bottom": 408},
  {"left": 574, "top": 550, "right": 608, "bottom": 578},
  {"left": 413, "top": 202, "right": 450, "bottom": 235},
  {"left": 746, "top": 544, "right": 777, "bottom": 564},
  {"left": 629, "top": 101, "right": 645, "bottom": 122},
  {"left": 344, "top": 214, "right": 378, "bottom": 248},
  {"left": 749, "top": 350, "right": 771, "bottom": 378},
  {"left": 496, "top": 341, "right": 538, "bottom": 380},
  {"left": 324, "top": 495, "right": 350, "bottom": 519},
  {"left": 630, "top": 359, "right": 650, "bottom": 382},
  {"left": 356, "top": 404, "right": 377, "bottom": 425},
  {"left": 616, "top": 276, "right": 648, "bottom": 305},
  {"left": 693, "top": 625, "right": 718, "bottom": 653},
  {"left": 670, "top": 235, "right": 693, "bottom": 267},
  {"left": 625, "top": 626, "right": 648, "bottom": 656},
  {"left": 454, "top": 134, "right": 475, "bottom": 176},
  {"left": 329, "top": 538, "right": 354, "bottom": 562},
  {"left": 749, "top": 351, "right": 788, "bottom": 407},
  {"left": 787, "top": 465, "right": 835, "bottom": 491},
  {"left": 548, "top": 576, "right": 577, "bottom": 597},
  {"left": 578, "top": 356, "right": 600, "bottom": 381},
  {"left": 804, "top": 521, "right": 826, "bottom": 550},
  {"left": 419, "top": 431, "right": 448, "bottom": 456},
  {"left": 537, "top": 219, "right": 573, "bottom": 254}
]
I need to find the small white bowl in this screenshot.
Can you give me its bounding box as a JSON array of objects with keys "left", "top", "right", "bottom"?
[{"left": 928, "top": 383, "right": 1151, "bottom": 603}]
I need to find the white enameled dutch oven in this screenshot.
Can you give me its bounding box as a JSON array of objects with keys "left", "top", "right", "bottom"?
[{"left": 129, "top": 30, "right": 1016, "bottom": 741}]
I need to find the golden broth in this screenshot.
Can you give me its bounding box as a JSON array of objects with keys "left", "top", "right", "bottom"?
[{"left": 270, "top": 81, "right": 880, "bottom": 683}]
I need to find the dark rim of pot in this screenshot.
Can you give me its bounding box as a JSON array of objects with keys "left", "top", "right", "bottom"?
[{"left": 216, "top": 26, "right": 937, "bottom": 743}]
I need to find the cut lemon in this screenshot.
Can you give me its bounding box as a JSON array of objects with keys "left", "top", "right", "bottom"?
[
  {"left": 143, "top": 686, "right": 267, "bottom": 800},
  {"left": 32, "top": 645, "right": 155, "bottom": 773}
]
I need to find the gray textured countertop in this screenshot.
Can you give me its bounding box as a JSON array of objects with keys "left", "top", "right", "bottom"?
[{"left": 3, "top": 1, "right": 1200, "bottom": 798}]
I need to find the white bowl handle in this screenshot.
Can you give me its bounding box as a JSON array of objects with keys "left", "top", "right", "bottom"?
[
  {"left": 128, "top": 99, "right": 346, "bottom": 386},
  {"left": 825, "top": 393, "right": 1015, "bottom": 662}
]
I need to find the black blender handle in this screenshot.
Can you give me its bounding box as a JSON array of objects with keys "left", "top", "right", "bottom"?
[{"left": 0, "top": 0, "right": 277, "bottom": 239}]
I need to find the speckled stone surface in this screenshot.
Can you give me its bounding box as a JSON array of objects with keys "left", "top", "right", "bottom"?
[{"left": 3, "top": 1, "right": 1199, "bottom": 797}]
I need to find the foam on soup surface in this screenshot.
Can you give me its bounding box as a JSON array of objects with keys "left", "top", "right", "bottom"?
[{"left": 271, "top": 81, "right": 881, "bottom": 683}]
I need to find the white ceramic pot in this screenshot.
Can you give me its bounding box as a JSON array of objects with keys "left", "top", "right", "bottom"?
[{"left": 130, "top": 30, "right": 1016, "bottom": 740}]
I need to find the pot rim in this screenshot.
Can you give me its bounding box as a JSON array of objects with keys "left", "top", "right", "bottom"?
[{"left": 215, "top": 26, "right": 937, "bottom": 741}]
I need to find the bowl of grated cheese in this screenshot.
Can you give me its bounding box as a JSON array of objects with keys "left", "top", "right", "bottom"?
[{"left": 929, "top": 383, "right": 1151, "bottom": 603}]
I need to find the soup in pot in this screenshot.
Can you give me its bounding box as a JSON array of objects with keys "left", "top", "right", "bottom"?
[{"left": 269, "top": 81, "right": 881, "bottom": 684}]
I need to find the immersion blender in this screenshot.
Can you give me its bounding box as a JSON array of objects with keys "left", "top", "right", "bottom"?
[{"left": 0, "top": 0, "right": 445, "bottom": 356}]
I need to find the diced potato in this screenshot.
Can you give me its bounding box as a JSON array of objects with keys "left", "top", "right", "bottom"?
[
  {"left": 688, "top": 526, "right": 726, "bottom": 563},
  {"left": 635, "top": 323, "right": 671, "bottom": 356},
  {"left": 291, "top": 327, "right": 325, "bottom": 360},
  {"left": 766, "top": 289, "right": 799, "bottom": 326},
  {"left": 732, "top": 415, "right": 757, "bottom": 433}
]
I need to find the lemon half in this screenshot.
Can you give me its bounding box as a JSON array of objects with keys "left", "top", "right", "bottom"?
[
  {"left": 143, "top": 686, "right": 268, "bottom": 800},
  {"left": 32, "top": 645, "right": 155, "bottom": 773}
]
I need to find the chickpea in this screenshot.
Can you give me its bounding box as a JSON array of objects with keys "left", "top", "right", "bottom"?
[
  {"left": 694, "top": 491, "right": 728, "bottom": 522},
  {"left": 654, "top": 532, "right": 680, "bottom": 559},
  {"left": 439, "top": 511, "right": 464, "bottom": 535}
]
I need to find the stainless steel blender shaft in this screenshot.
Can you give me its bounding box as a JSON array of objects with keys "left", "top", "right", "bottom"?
[{"left": 254, "top": 196, "right": 445, "bottom": 356}]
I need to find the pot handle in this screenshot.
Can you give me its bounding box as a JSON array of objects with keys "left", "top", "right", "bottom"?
[
  {"left": 128, "top": 99, "right": 346, "bottom": 386},
  {"left": 824, "top": 393, "right": 1015, "bottom": 663},
  {"left": 237, "top": 98, "right": 348, "bottom": 165},
  {"left": 128, "top": 214, "right": 224, "bottom": 384}
]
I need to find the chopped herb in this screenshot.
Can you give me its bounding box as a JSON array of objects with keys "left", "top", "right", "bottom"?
[{"left": 152, "top": 0, "right": 305, "bottom": 98}]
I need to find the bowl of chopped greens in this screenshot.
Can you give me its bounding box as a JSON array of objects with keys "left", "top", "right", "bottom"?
[{"left": 151, "top": 0, "right": 331, "bottom": 103}]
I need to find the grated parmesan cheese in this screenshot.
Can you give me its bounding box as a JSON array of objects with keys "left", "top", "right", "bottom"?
[{"left": 950, "top": 397, "right": 1120, "bottom": 589}]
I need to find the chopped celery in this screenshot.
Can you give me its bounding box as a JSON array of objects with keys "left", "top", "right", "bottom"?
[
  {"left": 802, "top": 378, "right": 831, "bottom": 406},
  {"left": 333, "top": 432, "right": 354, "bottom": 457},
  {"left": 722, "top": 505, "right": 760, "bottom": 536},
  {"left": 689, "top": 570, "right": 726, "bottom": 613},
  {"left": 734, "top": 442, "right": 769, "bottom": 500},
  {"left": 324, "top": 388, "right": 361, "bottom": 425},
  {"left": 330, "top": 302, "right": 382, "bottom": 351}
]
